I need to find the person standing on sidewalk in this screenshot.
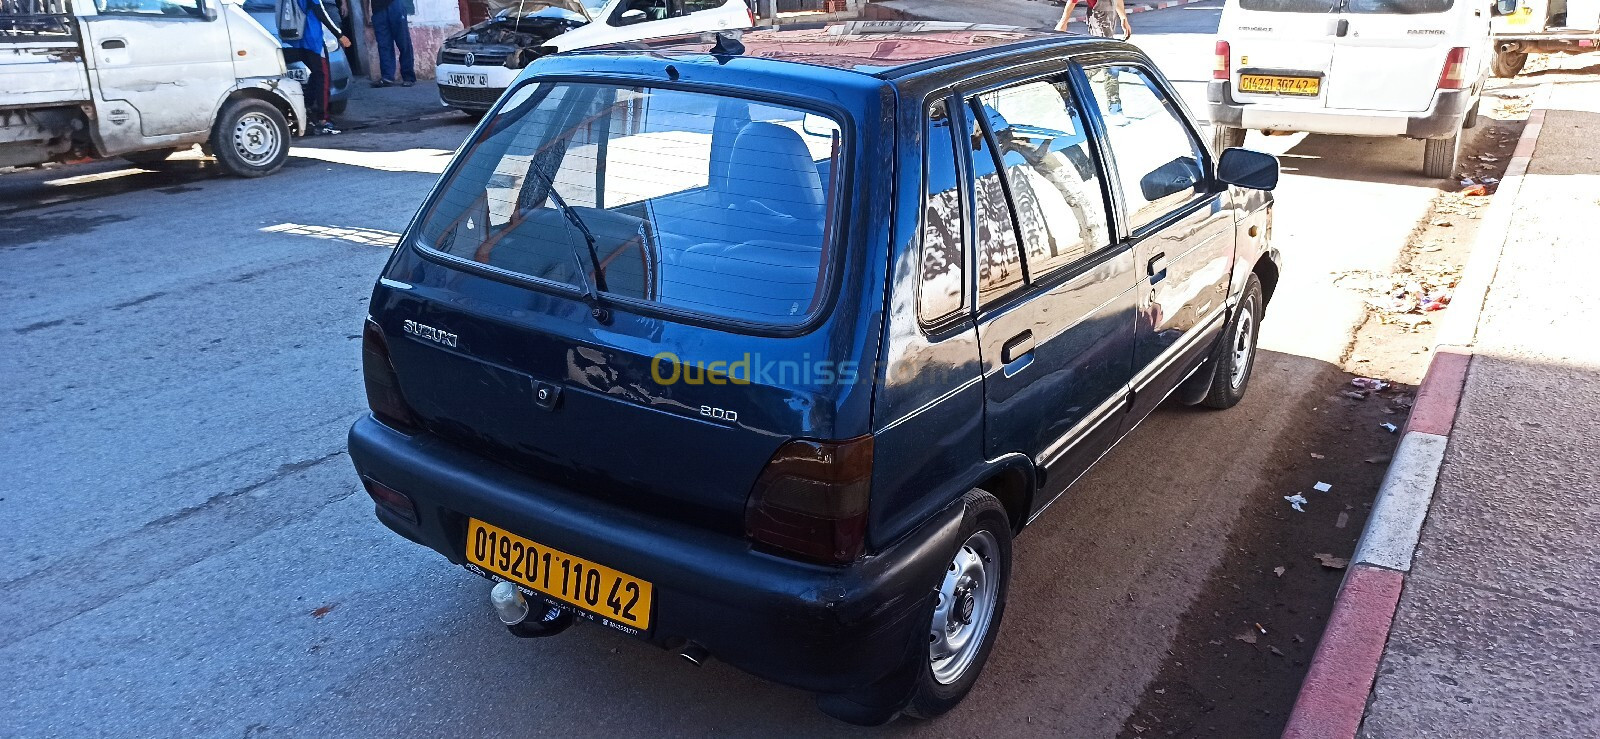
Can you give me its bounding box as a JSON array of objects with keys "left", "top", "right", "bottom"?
[
  {"left": 1057, "top": 0, "right": 1131, "bottom": 119},
  {"left": 282, "top": 0, "right": 350, "bottom": 135},
  {"left": 370, "top": 0, "right": 417, "bottom": 88},
  {"left": 1056, "top": 0, "right": 1132, "bottom": 40}
]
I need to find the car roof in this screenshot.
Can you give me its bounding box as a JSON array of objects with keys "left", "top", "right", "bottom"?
[{"left": 572, "top": 21, "right": 1094, "bottom": 79}]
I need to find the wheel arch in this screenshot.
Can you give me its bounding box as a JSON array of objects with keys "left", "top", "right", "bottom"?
[
  {"left": 224, "top": 87, "right": 301, "bottom": 136},
  {"left": 972, "top": 455, "right": 1037, "bottom": 535},
  {"left": 1252, "top": 251, "right": 1279, "bottom": 309}
]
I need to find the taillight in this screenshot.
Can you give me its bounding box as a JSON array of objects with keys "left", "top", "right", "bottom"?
[
  {"left": 1214, "top": 40, "right": 1231, "bottom": 81},
  {"left": 362, "top": 476, "right": 418, "bottom": 524},
  {"left": 744, "top": 435, "right": 873, "bottom": 565},
  {"left": 1438, "top": 47, "right": 1469, "bottom": 89},
  {"left": 362, "top": 317, "right": 421, "bottom": 432}
]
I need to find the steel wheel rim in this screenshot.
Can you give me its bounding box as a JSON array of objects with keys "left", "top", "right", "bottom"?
[
  {"left": 1230, "top": 298, "right": 1256, "bottom": 389},
  {"left": 232, "top": 112, "right": 281, "bottom": 166},
  {"left": 929, "top": 529, "right": 1000, "bottom": 685}
]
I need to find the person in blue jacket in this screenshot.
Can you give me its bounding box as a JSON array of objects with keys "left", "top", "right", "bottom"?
[{"left": 282, "top": 0, "right": 350, "bottom": 135}]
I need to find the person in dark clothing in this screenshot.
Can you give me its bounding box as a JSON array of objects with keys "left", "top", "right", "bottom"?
[
  {"left": 281, "top": 0, "right": 350, "bottom": 134},
  {"left": 369, "top": 0, "right": 416, "bottom": 87}
]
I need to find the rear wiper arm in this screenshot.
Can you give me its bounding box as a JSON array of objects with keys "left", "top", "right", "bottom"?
[{"left": 523, "top": 164, "right": 610, "bottom": 299}]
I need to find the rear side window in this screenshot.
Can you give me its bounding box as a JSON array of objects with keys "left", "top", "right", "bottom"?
[
  {"left": 418, "top": 82, "right": 845, "bottom": 326},
  {"left": 918, "top": 100, "right": 965, "bottom": 325},
  {"left": 972, "top": 79, "right": 1111, "bottom": 279},
  {"left": 962, "top": 102, "right": 1025, "bottom": 305}
]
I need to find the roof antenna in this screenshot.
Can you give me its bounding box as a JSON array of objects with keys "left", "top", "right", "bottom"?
[{"left": 709, "top": 30, "right": 745, "bottom": 57}]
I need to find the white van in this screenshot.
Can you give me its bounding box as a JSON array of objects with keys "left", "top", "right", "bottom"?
[
  {"left": 1209, "top": 0, "right": 1502, "bottom": 178},
  {"left": 435, "top": 0, "right": 753, "bottom": 117}
]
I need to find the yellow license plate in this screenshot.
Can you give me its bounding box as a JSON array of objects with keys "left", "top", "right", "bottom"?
[
  {"left": 466, "top": 518, "right": 653, "bottom": 631},
  {"left": 1239, "top": 74, "right": 1321, "bottom": 97}
]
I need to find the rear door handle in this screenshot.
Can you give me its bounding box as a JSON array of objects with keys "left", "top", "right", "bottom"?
[
  {"left": 102, "top": 38, "right": 126, "bottom": 49},
  {"left": 1147, "top": 252, "right": 1169, "bottom": 283},
  {"left": 1001, "top": 330, "right": 1035, "bottom": 365}
]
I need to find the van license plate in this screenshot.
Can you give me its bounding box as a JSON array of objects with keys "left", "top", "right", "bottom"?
[
  {"left": 1238, "top": 74, "right": 1321, "bottom": 97},
  {"left": 447, "top": 73, "right": 489, "bottom": 87},
  {"left": 465, "top": 518, "right": 654, "bottom": 631}
]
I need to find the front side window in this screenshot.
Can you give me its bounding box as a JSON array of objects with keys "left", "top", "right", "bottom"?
[
  {"left": 973, "top": 79, "right": 1111, "bottom": 280},
  {"left": 917, "top": 99, "right": 965, "bottom": 325},
  {"left": 1083, "top": 65, "right": 1207, "bottom": 234},
  {"left": 418, "top": 82, "right": 845, "bottom": 326},
  {"left": 96, "top": 0, "right": 203, "bottom": 16}
]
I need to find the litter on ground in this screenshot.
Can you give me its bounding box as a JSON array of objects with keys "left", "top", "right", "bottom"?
[
  {"left": 1284, "top": 494, "right": 1308, "bottom": 512},
  {"left": 1313, "top": 481, "right": 1332, "bottom": 493}
]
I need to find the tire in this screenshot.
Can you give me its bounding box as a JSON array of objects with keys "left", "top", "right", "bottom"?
[
  {"left": 902, "top": 490, "right": 1013, "bottom": 720},
  {"left": 1212, "top": 125, "right": 1246, "bottom": 155},
  {"left": 121, "top": 148, "right": 184, "bottom": 169},
  {"left": 1422, "top": 128, "right": 1462, "bottom": 179},
  {"left": 1199, "top": 274, "right": 1263, "bottom": 410},
  {"left": 1491, "top": 49, "right": 1528, "bottom": 78},
  {"left": 327, "top": 99, "right": 348, "bottom": 116},
  {"left": 209, "top": 98, "right": 290, "bottom": 178}
]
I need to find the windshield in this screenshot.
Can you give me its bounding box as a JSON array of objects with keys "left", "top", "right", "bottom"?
[
  {"left": 417, "top": 82, "right": 846, "bottom": 326},
  {"left": 1239, "top": 0, "right": 1453, "bottom": 11}
]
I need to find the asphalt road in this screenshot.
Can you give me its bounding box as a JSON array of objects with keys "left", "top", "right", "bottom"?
[{"left": 1, "top": 7, "right": 1466, "bottom": 736}]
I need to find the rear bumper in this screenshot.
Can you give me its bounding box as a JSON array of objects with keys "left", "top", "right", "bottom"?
[
  {"left": 347, "top": 414, "right": 960, "bottom": 695},
  {"left": 1208, "top": 81, "right": 1473, "bottom": 139}
]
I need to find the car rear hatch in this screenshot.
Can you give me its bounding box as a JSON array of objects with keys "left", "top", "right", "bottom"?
[
  {"left": 369, "top": 77, "right": 862, "bottom": 537},
  {"left": 1223, "top": 0, "right": 1340, "bottom": 109},
  {"left": 1328, "top": 0, "right": 1461, "bottom": 112}
]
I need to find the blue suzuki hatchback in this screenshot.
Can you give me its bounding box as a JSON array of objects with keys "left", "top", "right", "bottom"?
[{"left": 349, "top": 22, "right": 1282, "bottom": 724}]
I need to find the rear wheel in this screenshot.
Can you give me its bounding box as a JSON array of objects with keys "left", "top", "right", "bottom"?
[
  {"left": 1422, "top": 127, "right": 1462, "bottom": 179},
  {"left": 1212, "top": 125, "right": 1246, "bottom": 154},
  {"left": 209, "top": 98, "right": 289, "bottom": 178},
  {"left": 1491, "top": 49, "right": 1528, "bottom": 78},
  {"left": 1199, "top": 274, "right": 1263, "bottom": 410},
  {"left": 903, "top": 490, "right": 1012, "bottom": 720}
]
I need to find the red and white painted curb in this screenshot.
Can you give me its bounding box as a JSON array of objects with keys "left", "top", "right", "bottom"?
[{"left": 1281, "top": 85, "right": 1553, "bottom": 739}]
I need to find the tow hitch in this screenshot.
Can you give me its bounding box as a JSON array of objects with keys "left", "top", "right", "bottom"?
[{"left": 489, "top": 581, "right": 574, "bottom": 638}]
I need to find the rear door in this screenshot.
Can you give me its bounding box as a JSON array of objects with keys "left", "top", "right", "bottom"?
[
  {"left": 79, "top": 0, "right": 235, "bottom": 138},
  {"left": 1222, "top": 0, "right": 1340, "bottom": 110},
  {"left": 1328, "top": 0, "right": 1477, "bottom": 112},
  {"left": 961, "top": 72, "right": 1139, "bottom": 508}
]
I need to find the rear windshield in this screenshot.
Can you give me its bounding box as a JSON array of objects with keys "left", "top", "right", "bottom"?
[
  {"left": 1239, "top": 0, "right": 1452, "bottom": 12},
  {"left": 417, "top": 82, "right": 846, "bottom": 327}
]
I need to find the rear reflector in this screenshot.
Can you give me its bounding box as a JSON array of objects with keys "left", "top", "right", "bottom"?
[
  {"left": 1438, "top": 47, "right": 1469, "bottom": 89},
  {"left": 362, "top": 317, "right": 422, "bottom": 433},
  {"left": 744, "top": 435, "right": 873, "bottom": 565},
  {"left": 362, "top": 476, "right": 418, "bottom": 524},
  {"left": 1214, "top": 40, "right": 1231, "bottom": 81}
]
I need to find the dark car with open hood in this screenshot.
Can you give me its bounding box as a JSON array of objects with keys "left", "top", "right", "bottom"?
[{"left": 350, "top": 21, "right": 1282, "bottom": 725}]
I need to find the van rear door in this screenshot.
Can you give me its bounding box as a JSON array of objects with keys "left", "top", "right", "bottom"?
[
  {"left": 1221, "top": 0, "right": 1340, "bottom": 110},
  {"left": 1327, "top": 0, "right": 1471, "bottom": 112}
]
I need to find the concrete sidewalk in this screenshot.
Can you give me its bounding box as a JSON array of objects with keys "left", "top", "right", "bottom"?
[{"left": 1356, "top": 77, "right": 1600, "bottom": 737}]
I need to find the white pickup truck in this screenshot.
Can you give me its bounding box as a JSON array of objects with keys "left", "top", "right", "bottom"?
[
  {"left": 1492, "top": 0, "right": 1600, "bottom": 76},
  {"left": 1, "top": 0, "right": 305, "bottom": 177}
]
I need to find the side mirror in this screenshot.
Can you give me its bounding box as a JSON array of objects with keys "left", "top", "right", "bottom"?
[
  {"left": 619, "top": 8, "right": 647, "bottom": 24},
  {"left": 201, "top": 0, "right": 219, "bottom": 20},
  {"left": 1492, "top": 0, "right": 1518, "bottom": 15},
  {"left": 1216, "top": 147, "right": 1280, "bottom": 191},
  {"left": 1140, "top": 156, "right": 1203, "bottom": 202}
]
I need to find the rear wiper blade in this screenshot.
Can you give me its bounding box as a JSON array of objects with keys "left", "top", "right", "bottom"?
[{"left": 522, "top": 163, "right": 610, "bottom": 299}]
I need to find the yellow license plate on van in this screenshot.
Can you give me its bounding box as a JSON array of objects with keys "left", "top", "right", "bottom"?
[
  {"left": 1239, "top": 74, "right": 1321, "bottom": 96},
  {"left": 466, "top": 518, "right": 653, "bottom": 630}
]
